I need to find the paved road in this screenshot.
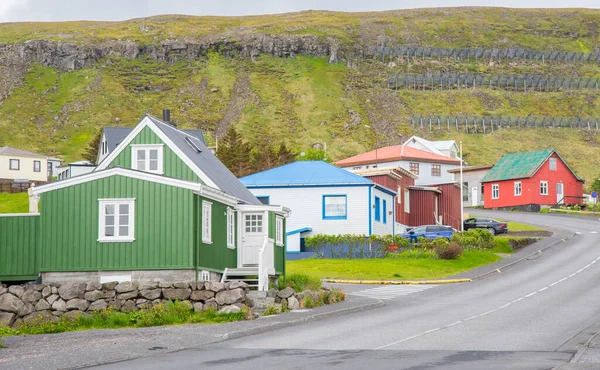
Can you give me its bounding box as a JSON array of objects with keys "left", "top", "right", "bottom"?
[{"left": 93, "top": 210, "right": 600, "bottom": 369}]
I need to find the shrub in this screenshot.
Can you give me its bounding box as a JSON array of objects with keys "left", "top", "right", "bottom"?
[
  {"left": 434, "top": 241, "right": 463, "bottom": 260},
  {"left": 539, "top": 207, "right": 550, "bottom": 214},
  {"left": 277, "top": 273, "right": 322, "bottom": 292},
  {"left": 452, "top": 229, "right": 494, "bottom": 250}
]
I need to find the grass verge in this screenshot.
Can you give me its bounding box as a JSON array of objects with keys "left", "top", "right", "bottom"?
[
  {"left": 0, "top": 193, "right": 29, "bottom": 214},
  {"left": 277, "top": 273, "right": 322, "bottom": 292},
  {"left": 506, "top": 222, "right": 544, "bottom": 232},
  {"left": 0, "top": 301, "right": 247, "bottom": 338},
  {"left": 287, "top": 250, "right": 502, "bottom": 281}
]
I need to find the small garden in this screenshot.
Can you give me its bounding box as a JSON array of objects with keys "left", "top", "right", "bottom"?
[{"left": 287, "top": 230, "right": 539, "bottom": 281}]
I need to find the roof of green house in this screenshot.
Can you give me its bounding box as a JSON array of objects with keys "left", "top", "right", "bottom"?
[{"left": 481, "top": 149, "right": 582, "bottom": 183}]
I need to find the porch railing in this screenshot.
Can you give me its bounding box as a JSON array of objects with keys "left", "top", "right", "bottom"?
[{"left": 257, "top": 236, "right": 274, "bottom": 291}]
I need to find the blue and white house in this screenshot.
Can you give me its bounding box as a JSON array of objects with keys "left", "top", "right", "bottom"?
[{"left": 240, "top": 161, "right": 396, "bottom": 258}]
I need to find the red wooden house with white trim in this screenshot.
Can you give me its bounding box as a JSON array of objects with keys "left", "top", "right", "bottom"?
[{"left": 481, "top": 149, "right": 584, "bottom": 210}]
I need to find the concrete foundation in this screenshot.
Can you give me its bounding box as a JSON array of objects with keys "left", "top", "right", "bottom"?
[{"left": 40, "top": 269, "right": 222, "bottom": 284}]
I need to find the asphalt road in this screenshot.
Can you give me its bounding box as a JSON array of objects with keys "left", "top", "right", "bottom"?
[{"left": 92, "top": 210, "right": 600, "bottom": 370}]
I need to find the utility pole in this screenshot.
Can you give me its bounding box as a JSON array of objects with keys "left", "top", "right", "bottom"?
[{"left": 460, "top": 141, "right": 464, "bottom": 231}]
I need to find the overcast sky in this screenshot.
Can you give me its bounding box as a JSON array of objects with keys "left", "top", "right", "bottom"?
[{"left": 0, "top": 0, "right": 598, "bottom": 23}]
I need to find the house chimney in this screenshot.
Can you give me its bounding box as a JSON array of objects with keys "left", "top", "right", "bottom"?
[{"left": 162, "top": 109, "right": 171, "bottom": 123}]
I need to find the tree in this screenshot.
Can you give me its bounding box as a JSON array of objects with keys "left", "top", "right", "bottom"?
[
  {"left": 82, "top": 129, "right": 102, "bottom": 164},
  {"left": 296, "top": 148, "right": 332, "bottom": 162},
  {"left": 217, "top": 126, "right": 253, "bottom": 177},
  {"left": 590, "top": 173, "right": 600, "bottom": 193},
  {"left": 274, "top": 142, "right": 296, "bottom": 167}
]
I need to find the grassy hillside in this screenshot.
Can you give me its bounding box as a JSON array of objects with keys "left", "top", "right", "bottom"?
[{"left": 0, "top": 8, "right": 599, "bottom": 186}]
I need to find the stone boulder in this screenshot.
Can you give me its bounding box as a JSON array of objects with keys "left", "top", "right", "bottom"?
[
  {"left": 23, "top": 310, "right": 58, "bottom": 324},
  {"left": 190, "top": 290, "right": 215, "bottom": 302},
  {"left": 267, "top": 288, "right": 277, "bottom": 298},
  {"left": 58, "top": 283, "right": 87, "bottom": 300},
  {"left": 277, "top": 287, "right": 295, "bottom": 299},
  {"left": 193, "top": 302, "right": 204, "bottom": 312},
  {"left": 218, "top": 305, "right": 241, "bottom": 314},
  {"left": 139, "top": 289, "right": 161, "bottom": 300},
  {"left": 21, "top": 289, "right": 42, "bottom": 304},
  {"left": 66, "top": 298, "right": 90, "bottom": 311},
  {"left": 46, "top": 293, "right": 60, "bottom": 305},
  {"left": 287, "top": 296, "right": 300, "bottom": 310},
  {"left": 0, "top": 311, "right": 16, "bottom": 327},
  {"left": 204, "top": 299, "right": 218, "bottom": 310},
  {"left": 18, "top": 303, "right": 35, "bottom": 317},
  {"left": 158, "top": 281, "right": 172, "bottom": 288},
  {"left": 41, "top": 286, "right": 52, "bottom": 298},
  {"left": 89, "top": 300, "right": 108, "bottom": 311},
  {"left": 52, "top": 298, "right": 67, "bottom": 312},
  {"left": 86, "top": 282, "right": 102, "bottom": 291},
  {"left": 102, "top": 281, "right": 119, "bottom": 290},
  {"left": 162, "top": 288, "right": 191, "bottom": 300},
  {"left": 8, "top": 285, "right": 25, "bottom": 298},
  {"left": 116, "top": 290, "right": 139, "bottom": 301},
  {"left": 84, "top": 289, "right": 115, "bottom": 301},
  {"left": 63, "top": 310, "right": 87, "bottom": 320},
  {"left": 121, "top": 300, "right": 137, "bottom": 313},
  {"left": 0, "top": 293, "right": 24, "bottom": 313},
  {"left": 215, "top": 289, "right": 245, "bottom": 306},
  {"left": 173, "top": 282, "right": 190, "bottom": 289},
  {"left": 228, "top": 281, "right": 249, "bottom": 290},
  {"left": 35, "top": 299, "right": 51, "bottom": 311},
  {"left": 205, "top": 282, "right": 226, "bottom": 293},
  {"left": 138, "top": 281, "right": 159, "bottom": 290},
  {"left": 0, "top": 285, "right": 7, "bottom": 295},
  {"left": 114, "top": 281, "right": 136, "bottom": 293}
]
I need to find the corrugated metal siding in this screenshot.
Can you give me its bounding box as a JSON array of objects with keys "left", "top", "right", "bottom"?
[
  {"left": 363, "top": 173, "right": 415, "bottom": 226},
  {"left": 269, "top": 211, "right": 285, "bottom": 275},
  {"left": 435, "top": 183, "right": 462, "bottom": 229},
  {"left": 408, "top": 190, "right": 438, "bottom": 227},
  {"left": 40, "top": 175, "right": 194, "bottom": 271},
  {"left": 195, "top": 194, "right": 237, "bottom": 272},
  {"left": 0, "top": 215, "right": 40, "bottom": 280},
  {"left": 108, "top": 126, "right": 201, "bottom": 183}
]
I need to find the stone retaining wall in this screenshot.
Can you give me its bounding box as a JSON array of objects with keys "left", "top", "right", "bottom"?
[{"left": 0, "top": 280, "right": 250, "bottom": 328}]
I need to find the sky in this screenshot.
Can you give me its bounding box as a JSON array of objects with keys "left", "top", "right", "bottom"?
[{"left": 0, "top": 0, "right": 598, "bottom": 23}]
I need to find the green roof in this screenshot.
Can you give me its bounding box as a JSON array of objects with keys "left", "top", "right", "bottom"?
[{"left": 482, "top": 149, "right": 557, "bottom": 183}]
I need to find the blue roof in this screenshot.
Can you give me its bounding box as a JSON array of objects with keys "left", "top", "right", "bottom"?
[
  {"left": 286, "top": 227, "right": 313, "bottom": 236},
  {"left": 240, "top": 161, "right": 373, "bottom": 187}
]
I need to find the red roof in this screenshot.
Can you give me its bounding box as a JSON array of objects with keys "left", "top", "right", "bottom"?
[{"left": 335, "top": 145, "right": 461, "bottom": 167}]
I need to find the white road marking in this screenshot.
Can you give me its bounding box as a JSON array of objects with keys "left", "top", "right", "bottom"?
[
  {"left": 591, "top": 231, "right": 598, "bottom": 234},
  {"left": 576, "top": 232, "right": 582, "bottom": 234},
  {"left": 375, "top": 254, "right": 600, "bottom": 350},
  {"left": 349, "top": 285, "right": 437, "bottom": 301}
]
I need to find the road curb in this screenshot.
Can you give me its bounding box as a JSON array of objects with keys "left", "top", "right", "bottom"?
[
  {"left": 220, "top": 298, "right": 385, "bottom": 341},
  {"left": 324, "top": 278, "right": 471, "bottom": 285},
  {"left": 472, "top": 232, "right": 577, "bottom": 280}
]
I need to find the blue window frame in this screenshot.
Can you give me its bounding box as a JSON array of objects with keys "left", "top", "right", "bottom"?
[
  {"left": 383, "top": 199, "right": 387, "bottom": 224},
  {"left": 374, "top": 196, "right": 381, "bottom": 222},
  {"left": 256, "top": 196, "right": 270, "bottom": 205},
  {"left": 322, "top": 195, "right": 347, "bottom": 220}
]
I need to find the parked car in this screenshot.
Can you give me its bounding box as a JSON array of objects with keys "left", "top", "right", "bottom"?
[
  {"left": 402, "top": 225, "right": 455, "bottom": 242},
  {"left": 463, "top": 218, "right": 508, "bottom": 235}
]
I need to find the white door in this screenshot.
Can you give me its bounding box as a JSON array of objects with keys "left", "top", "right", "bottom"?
[
  {"left": 472, "top": 187, "right": 478, "bottom": 207},
  {"left": 241, "top": 213, "right": 264, "bottom": 266},
  {"left": 557, "top": 183, "right": 564, "bottom": 204}
]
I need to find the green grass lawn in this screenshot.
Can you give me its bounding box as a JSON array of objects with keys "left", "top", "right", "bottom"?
[
  {"left": 506, "top": 222, "right": 544, "bottom": 232},
  {"left": 0, "top": 193, "right": 29, "bottom": 214},
  {"left": 287, "top": 250, "right": 502, "bottom": 281}
]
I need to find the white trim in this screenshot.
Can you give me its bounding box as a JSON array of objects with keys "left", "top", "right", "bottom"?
[
  {"left": 0, "top": 213, "right": 40, "bottom": 217},
  {"left": 95, "top": 116, "right": 219, "bottom": 189},
  {"left": 226, "top": 208, "right": 235, "bottom": 249},
  {"left": 492, "top": 184, "right": 499, "bottom": 199},
  {"left": 130, "top": 144, "right": 164, "bottom": 175},
  {"left": 235, "top": 204, "right": 291, "bottom": 217},
  {"left": 32, "top": 167, "right": 200, "bottom": 195},
  {"left": 540, "top": 180, "right": 549, "bottom": 196},
  {"left": 275, "top": 215, "right": 284, "bottom": 247},
  {"left": 202, "top": 200, "right": 212, "bottom": 244},
  {"left": 195, "top": 185, "right": 240, "bottom": 207},
  {"left": 514, "top": 181, "right": 522, "bottom": 196},
  {"left": 98, "top": 198, "right": 136, "bottom": 243}
]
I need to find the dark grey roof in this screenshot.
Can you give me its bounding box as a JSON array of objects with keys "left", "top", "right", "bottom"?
[
  {"left": 147, "top": 115, "right": 260, "bottom": 205},
  {"left": 103, "top": 127, "right": 206, "bottom": 156}
]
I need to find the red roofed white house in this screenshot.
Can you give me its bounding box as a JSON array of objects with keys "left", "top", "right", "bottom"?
[{"left": 335, "top": 145, "right": 461, "bottom": 186}]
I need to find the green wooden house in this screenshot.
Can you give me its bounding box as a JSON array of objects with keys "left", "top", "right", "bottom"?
[{"left": 1, "top": 115, "right": 288, "bottom": 290}]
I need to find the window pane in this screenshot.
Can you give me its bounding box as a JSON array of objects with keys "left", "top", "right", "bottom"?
[
  {"left": 105, "top": 215, "right": 115, "bottom": 226},
  {"left": 324, "top": 196, "right": 346, "bottom": 217},
  {"left": 119, "top": 226, "right": 129, "bottom": 237},
  {"left": 105, "top": 204, "right": 114, "bottom": 214},
  {"left": 137, "top": 150, "right": 146, "bottom": 160},
  {"left": 119, "top": 204, "right": 129, "bottom": 214},
  {"left": 149, "top": 160, "right": 158, "bottom": 171},
  {"left": 105, "top": 226, "right": 114, "bottom": 237},
  {"left": 149, "top": 149, "right": 158, "bottom": 160},
  {"left": 119, "top": 215, "right": 129, "bottom": 225},
  {"left": 137, "top": 160, "right": 146, "bottom": 171}
]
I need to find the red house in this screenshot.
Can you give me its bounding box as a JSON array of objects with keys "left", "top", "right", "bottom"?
[{"left": 481, "top": 149, "right": 584, "bottom": 210}]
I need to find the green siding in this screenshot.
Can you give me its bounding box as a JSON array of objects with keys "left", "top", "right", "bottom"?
[
  {"left": 39, "top": 175, "right": 194, "bottom": 271},
  {"left": 269, "top": 211, "right": 286, "bottom": 276},
  {"left": 108, "top": 126, "right": 201, "bottom": 183},
  {"left": 0, "top": 215, "right": 40, "bottom": 280},
  {"left": 195, "top": 194, "right": 237, "bottom": 272}
]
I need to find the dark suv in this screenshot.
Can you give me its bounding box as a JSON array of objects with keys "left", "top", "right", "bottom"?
[{"left": 463, "top": 218, "right": 508, "bottom": 235}]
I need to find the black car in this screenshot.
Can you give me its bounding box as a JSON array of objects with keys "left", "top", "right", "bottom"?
[{"left": 463, "top": 218, "right": 508, "bottom": 235}]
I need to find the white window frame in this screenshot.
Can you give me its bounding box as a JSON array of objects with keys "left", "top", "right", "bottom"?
[
  {"left": 397, "top": 186, "right": 402, "bottom": 204},
  {"left": 514, "top": 181, "right": 522, "bottom": 196},
  {"left": 549, "top": 157, "right": 557, "bottom": 171},
  {"left": 202, "top": 200, "right": 212, "bottom": 244},
  {"left": 98, "top": 198, "right": 135, "bottom": 243},
  {"left": 540, "top": 181, "right": 548, "bottom": 196},
  {"left": 131, "top": 144, "right": 164, "bottom": 174},
  {"left": 404, "top": 189, "right": 410, "bottom": 213},
  {"left": 275, "top": 216, "right": 284, "bottom": 247},
  {"left": 492, "top": 184, "right": 499, "bottom": 200},
  {"left": 226, "top": 208, "right": 235, "bottom": 249},
  {"left": 9, "top": 159, "right": 19, "bottom": 170}
]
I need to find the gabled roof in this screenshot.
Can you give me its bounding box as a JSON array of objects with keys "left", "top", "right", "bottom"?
[
  {"left": 102, "top": 126, "right": 206, "bottom": 155},
  {"left": 0, "top": 146, "right": 47, "bottom": 158},
  {"left": 96, "top": 115, "right": 260, "bottom": 205},
  {"left": 481, "top": 149, "right": 583, "bottom": 183},
  {"left": 431, "top": 140, "right": 458, "bottom": 150},
  {"left": 335, "top": 145, "right": 461, "bottom": 167},
  {"left": 241, "top": 161, "right": 373, "bottom": 187}
]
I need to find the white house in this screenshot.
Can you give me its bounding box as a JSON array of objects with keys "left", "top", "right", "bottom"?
[
  {"left": 335, "top": 145, "right": 461, "bottom": 185},
  {"left": 448, "top": 165, "right": 494, "bottom": 207},
  {"left": 56, "top": 160, "right": 96, "bottom": 180},
  {"left": 403, "top": 136, "right": 459, "bottom": 159},
  {"left": 0, "top": 146, "right": 48, "bottom": 183},
  {"left": 240, "top": 161, "right": 396, "bottom": 257}
]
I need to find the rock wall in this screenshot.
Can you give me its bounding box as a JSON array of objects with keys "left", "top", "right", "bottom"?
[
  {"left": 0, "top": 280, "right": 251, "bottom": 328},
  {"left": 0, "top": 35, "right": 360, "bottom": 71}
]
